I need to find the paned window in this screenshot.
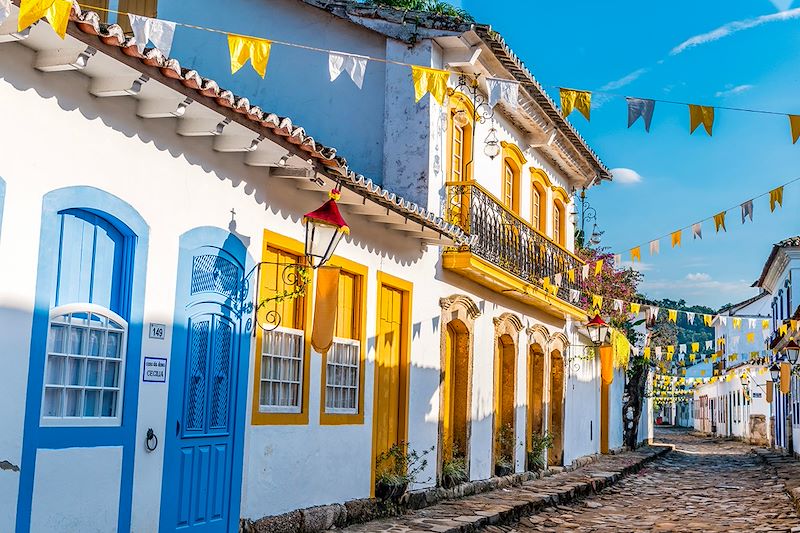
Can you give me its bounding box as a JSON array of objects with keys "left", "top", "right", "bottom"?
[
  {"left": 258, "top": 245, "right": 307, "bottom": 413},
  {"left": 43, "top": 306, "right": 126, "bottom": 424},
  {"left": 531, "top": 187, "right": 541, "bottom": 231},
  {"left": 503, "top": 162, "right": 515, "bottom": 209},
  {"left": 452, "top": 124, "right": 464, "bottom": 182},
  {"left": 325, "top": 270, "right": 361, "bottom": 414},
  {"left": 553, "top": 204, "right": 562, "bottom": 245}
]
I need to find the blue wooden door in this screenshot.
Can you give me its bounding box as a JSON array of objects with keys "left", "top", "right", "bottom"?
[{"left": 161, "top": 243, "right": 246, "bottom": 533}]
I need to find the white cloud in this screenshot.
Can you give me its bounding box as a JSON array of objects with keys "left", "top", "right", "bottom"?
[
  {"left": 601, "top": 67, "right": 650, "bottom": 91},
  {"left": 620, "top": 261, "right": 653, "bottom": 272},
  {"left": 670, "top": 8, "right": 800, "bottom": 56},
  {"left": 686, "top": 272, "right": 712, "bottom": 282},
  {"left": 714, "top": 84, "right": 754, "bottom": 97},
  {"left": 769, "top": 0, "right": 794, "bottom": 11},
  {"left": 611, "top": 168, "right": 644, "bottom": 185}
]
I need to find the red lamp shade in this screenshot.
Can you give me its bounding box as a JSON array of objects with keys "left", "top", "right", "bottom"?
[
  {"left": 586, "top": 313, "right": 610, "bottom": 346},
  {"left": 304, "top": 189, "right": 350, "bottom": 268}
]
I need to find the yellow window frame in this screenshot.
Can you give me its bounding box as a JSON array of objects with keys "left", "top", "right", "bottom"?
[
  {"left": 251, "top": 229, "right": 314, "bottom": 426},
  {"left": 319, "top": 255, "right": 368, "bottom": 425},
  {"left": 500, "top": 141, "right": 527, "bottom": 214},
  {"left": 447, "top": 92, "right": 475, "bottom": 182}
]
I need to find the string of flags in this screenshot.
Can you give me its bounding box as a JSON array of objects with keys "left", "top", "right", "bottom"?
[
  {"left": 6, "top": 0, "right": 520, "bottom": 110},
  {"left": 559, "top": 87, "right": 800, "bottom": 144}
]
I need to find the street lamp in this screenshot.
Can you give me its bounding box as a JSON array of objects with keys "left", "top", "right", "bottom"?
[
  {"left": 303, "top": 189, "right": 350, "bottom": 269},
  {"left": 585, "top": 313, "right": 611, "bottom": 347},
  {"left": 770, "top": 363, "right": 781, "bottom": 382},
  {"left": 785, "top": 340, "right": 800, "bottom": 366}
]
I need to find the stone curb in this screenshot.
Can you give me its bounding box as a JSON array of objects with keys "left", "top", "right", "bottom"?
[{"left": 754, "top": 448, "right": 800, "bottom": 515}]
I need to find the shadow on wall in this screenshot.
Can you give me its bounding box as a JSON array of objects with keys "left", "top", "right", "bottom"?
[{"left": 0, "top": 42, "right": 425, "bottom": 267}]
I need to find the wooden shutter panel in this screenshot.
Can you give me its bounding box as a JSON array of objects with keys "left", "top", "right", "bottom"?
[{"left": 117, "top": 0, "right": 158, "bottom": 33}]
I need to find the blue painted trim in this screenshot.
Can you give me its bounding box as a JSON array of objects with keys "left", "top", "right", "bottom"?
[
  {"left": 159, "top": 227, "right": 252, "bottom": 533},
  {"left": 17, "top": 186, "right": 149, "bottom": 533}
]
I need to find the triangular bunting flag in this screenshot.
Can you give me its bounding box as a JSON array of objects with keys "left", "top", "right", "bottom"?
[
  {"left": 567, "top": 269, "right": 575, "bottom": 283},
  {"left": 553, "top": 273, "right": 562, "bottom": 287},
  {"left": 789, "top": 114, "right": 800, "bottom": 144},
  {"left": 668, "top": 309, "right": 677, "bottom": 323},
  {"left": 582, "top": 264, "right": 590, "bottom": 280},
  {"left": 763, "top": 319, "right": 770, "bottom": 330},
  {"left": 592, "top": 294, "right": 603, "bottom": 311},
  {"left": 649, "top": 239, "right": 660, "bottom": 256},
  {"left": 692, "top": 223, "right": 702, "bottom": 240},
  {"left": 411, "top": 66, "right": 450, "bottom": 106},
  {"left": 746, "top": 332, "right": 755, "bottom": 344},
  {"left": 560, "top": 88, "right": 591, "bottom": 120},
  {"left": 486, "top": 77, "right": 519, "bottom": 109},
  {"left": 614, "top": 254, "right": 622, "bottom": 268},
  {"left": 228, "top": 34, "right": 272, "bottom": 78},
  {"left": 689, "top": 104, "right": 714, "bottom": 136},
  {"left": 329, "top": 52, "right": 368, "bottom": 89},
  {"left": 595, "top": 259, "right": 603, "bottom": 276},
  {"left": 614, "top": 299, "right": 624, "bottom": 312},
  {"left": 703, "top": 315, "right": 713, "bottom": 327},
  {"left": 630, "top": 302, "right": 641, "bottom": 315},
  {"left": 741, "top": 200, "right": 753, "bottom": 224},
  {"left": 691, "top": 342, "right": 699, "bottom": 353},
  {"left": 631, "top": 247, "right": 641, "bottom": 262},
  {"left": 770, "top": 186, "right": 784, "bottom": 212},
  {"left": 733, "top": 318, "right": 742, "bottom": 329},
  {"left": 569, "top": 289, "right": 580, "bottom": 303},
  {"left": 129, "top": 15, "right": 177, "bottom": 56},
  {"left": 686, "top": 312, "right": 695, "bottom": 325},
  {"left": 671, "top": 230, "right": 681, "bottom": 248},
  {"left": 627, "top": 97, "right": 655, "bottom": 132},
  {"left": 713, "top": 211, "right": 726, "bottom": 233}
]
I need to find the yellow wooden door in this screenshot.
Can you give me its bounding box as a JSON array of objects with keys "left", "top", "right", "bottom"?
[{"left": 374, "top": 284, "right": 405, "bottom": 462}]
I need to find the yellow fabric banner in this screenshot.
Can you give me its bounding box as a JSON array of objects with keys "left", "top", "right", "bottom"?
[
  {"left": 780, "top": 324, "right": 788, "bottom": 336},
  {"left": 746, "top": 332, "right": 755, "bottom": 343},
  {"left": 643, "top": 347, "right": 651, "bottom": 360},
  {"left": 700, "top": 369, "right": 706, "bottom": 376},
  {"left": 630, "top": 302, "right": 641, "bottom": 314},
  {"left": 310, "top": 266, "right": 340, "bottom": 355},
  {"left": 770, "top": 186, "right": 784, "bottom": 212},
  {"left": 667, "top": 345, "right": 675, "bottom": 354},
  {"left": 600, "top": 346, "right": 613, "bottom": 385},
  {"left": 671, "top": 230, "right": 681, "bottom": 248},
  {"left": 228, "top": 34, "right": 272, "bottom": 78},
  {"left": 560, "top": 88, "right": 591, "bottom": 120},
  {"left": 45, "top": 0, "right": 70, "bottom": 38},
  {"left": 567, "top": 269, "right": 575, "bottom": 283},
  {"left": 592, "top": 294, "right": 603, "bottom": 311},
  {"left": 542, "top": 277, "right": 551, "bottom": 291},
  {"left": 691, "top": 342, "right": 699, "bottom": 353},
  {"left": 631, "top": 246, "right": 641, "bottom": 262},
  {"left": 595, "top": 259, "right": 603, "bottom": 276},
  {"left": 703, "top": 314, "right": 713, "bottom": 326},
  {"left": 763, "top": 319, "right": 771, "bottom": 330},
  {"left": 689, "top": 104, "right": 714, "bottom": 136},
  {"left": 411, "top": 66, "right": 450, "bottom": 106},
  {"left": 790, "top": 115, "right": 800, "bottom": 144},
  {"left": 668, "top": 309, "right": 677, "bottom": 323},
  {"left": 733, "top": 318, "right": 741, "bottom": 329},
  {"left": 19, "top": 0, "right": 70, "bottom": 37},
  {"left": 781, "top": 362, "right": 791, "bottom": 394},
  {"left": 713, "top": 211, "right": 726, "bottom": 232}
]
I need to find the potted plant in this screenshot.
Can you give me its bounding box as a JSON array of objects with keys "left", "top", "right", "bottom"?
[
  {"left": 375, "top": 442, "right": 432, "bottom": 501},
  {"left": 494, "top": 423, "right": 515, "bottom": 476},
  {"left": 527, "top": 431, "right": 554, "bottom": 472},
  {"left": 440, "top": 443, "right": 468, "bottom": 489}
]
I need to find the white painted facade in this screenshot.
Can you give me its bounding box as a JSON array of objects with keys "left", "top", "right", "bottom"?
[{"left": 0, "top": 2, "right": 649, "bottom": 531}]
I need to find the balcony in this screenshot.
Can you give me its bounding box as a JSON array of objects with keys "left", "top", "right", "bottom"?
[{"left": 442, "top": 180, "right": 587, "bottom": 319}]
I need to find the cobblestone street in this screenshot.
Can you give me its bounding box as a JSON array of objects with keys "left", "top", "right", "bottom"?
[{"left": 488, "top": 427, "right": 800, "bottom": 532}]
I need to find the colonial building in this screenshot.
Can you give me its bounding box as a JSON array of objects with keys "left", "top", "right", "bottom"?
[{"left": 0, "top": 2, "right": 643, "bottom": 532}]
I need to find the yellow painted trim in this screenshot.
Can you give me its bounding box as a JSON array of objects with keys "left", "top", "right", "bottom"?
[
  {"left": 551, "top": 185, "right": 570, "bottom": 203},
  {"left": 447, "top": 93, "right": 475, "bottom": 182},
  {"left": 446, "top": 180, "right": 583, "bottom": 263},
  {"left": 500, "top": 141, "right": 528, "bottom": 165},
  {"left": 442, "top": 250, "right": 588, "bottom": 321},
  {"left": 530, "top": 167, "right": 552, "bottom": 188},
  {"left": 370, "top": 271, "right": 413, "bottom": 498},
  {"left": 319, "top": 255, "right": 368, "bottom": 426},
  {"left": 251, "top": 229, "right": 313, "bottom": 426}
]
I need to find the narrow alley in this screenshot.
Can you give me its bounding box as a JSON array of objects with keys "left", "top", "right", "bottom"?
[{"left": 487, "top": 427, "right": 799, "bottom": 532}]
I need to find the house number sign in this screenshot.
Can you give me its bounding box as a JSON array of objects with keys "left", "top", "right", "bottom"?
[{"left": 149, "top": 323, "right": 166, "bottom": 339}]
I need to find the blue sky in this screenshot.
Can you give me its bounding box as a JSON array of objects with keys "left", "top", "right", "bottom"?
[{"left": 463, "top": 0, "right": 800, "bottom": 309}]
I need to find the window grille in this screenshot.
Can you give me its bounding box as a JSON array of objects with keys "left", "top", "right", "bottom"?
[
  {"left": 259, "top": 327, "right": 304, "bottom": 413},
  {"left": 325, "top": 338, "right": 360, "bottom": 414},
  {"left": 42, "top": 305, "right": 127, "bottom": 426}
]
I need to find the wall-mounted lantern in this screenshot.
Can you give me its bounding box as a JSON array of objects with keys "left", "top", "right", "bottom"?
[
  {"left": 303, "top": 189, "right": 350, "bottom": 269},
  {"left": 585, "top": 313, "right": 611, "bottom": 347}
]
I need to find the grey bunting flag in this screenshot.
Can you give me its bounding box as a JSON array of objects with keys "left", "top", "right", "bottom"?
[
  {"left": 741, "top": 199, "right": 753, "bottom": 223},
  {"left": 627, "top": 97, "right": 656, "bottom": 132}
]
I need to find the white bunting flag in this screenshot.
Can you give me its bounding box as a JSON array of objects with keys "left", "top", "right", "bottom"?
[
  {"left": 692, "top": 223, "right": 702, "bottom": 240},
  {"left": 686, "top": 312, "right": 695, "bottom": 325},
  {"left": 329, "top": 51, "right": 368, "bottom": 89},
  {"left": 614, "top": 299, "right": 624, "bottom": 312},
  {"left": 705, "top": 340, "right": 713, "bottom": 350},
  {"left": 569, "top": 289, "right": 580, "bottom": 303},
  {"left": 129, "top": 14, "right": 177, "bottom": 56},
  {"left": 0, "top": 0, "right": 10, "bottom": 25},
  {"left": 649, "top": 239, "right": 660, "bottom": 256},
  {"left": 626, "top": 97, "right": 656, "bottom": 132},
  {"left": 486, "top": 77, "right": 519, "bottom": 109},
  {"left": 718, "top": 316, "right": 727, "bottom": 326},
  {"left": 582, "top": 264, "right": 590, "bottom": 280},
  {"left": 648, "top": 306, "right": 660, "bottom": 321},
  {"left": 614, "top": 254, "right": 622, "bottom": 268},
  {"left": 748, "top": 318, "right": 756, "bottom": 329},
  {"left": 741, "top": 199, "right": 753, "bottom": 224},
  {"left": 679, "top": 344, "right": 686, "bottom": 354},
  {"left": 553, "top": 273, "right": 562, "bottom": 287},
  {"left": 655, "top": 346, "right": 662, "bottom": 358}
]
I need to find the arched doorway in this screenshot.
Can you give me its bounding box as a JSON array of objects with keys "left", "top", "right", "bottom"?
[
  {"left": 548, "top": 348, "right": 565, "bottom": 466},
  {"left": 526, "top": 326, "right": 549, "bottom": 470},
  {"left": 493, "top": 313, "right": 523, "bottom": 475},
  {"left": 438, "top": 295, "right": 480, "bottom": 484}
]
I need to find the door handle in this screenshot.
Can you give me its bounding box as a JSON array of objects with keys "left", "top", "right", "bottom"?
[{"left": 176, "top": 419, "right": 181, "bottom": 436}]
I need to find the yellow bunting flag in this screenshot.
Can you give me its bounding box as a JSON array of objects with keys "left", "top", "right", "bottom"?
[
  {"left": 411, "top": 66, "right": 450, "bottom": 106},
  {"left": 689, "top": 104, "right": 714, "bottom": 136},
  {"left": 691, "top": 342, "right": 699, "bottom": 353},
  {"left": 790, "top": 115, "right": 800, "bottom": 144},
  {"left": 592, "top": 294, "right": 603, "bottom": 311},
  {"left": 644, "top": 347, "right": 651, "bottom": 360},
  {"left": 310, "top": 266, "right": 340, "bottom": 355},
  {"left": 746, "top": 332, "right": 755, "bottom": 344},
  {"left": 18, "top": 0, "right": 71, "bottom": 38},
  {"left": 542, "top": 277, "right": 551, "bottom": 292},
  {"left": 763, "top": 319, "right": 770, "bottom": 330},
  {"left": 668, "top": 309, "right": 677, "bottom": 323},
  {"left": 567, "top": 269, "right": 575, "bottom": 283},
  {"left": 595, "top": 259, "right": 603, "bottom": 276},
  {"left": 228, "top": 34, "right": 272, "bottom": 78},
  {"left": 703, "top": 314, "right": 712, "bottom": 326},
  {"left": 700, "top": 370, "right": 706, "bottom": 376},
  {"left": 733, "top": 318, "right": 741, "bottom": 329},
  {"left": 713, "top": 211, "right": 727, "bottom": 233},
  {"left": 549, "top": 283, "right": 558, "bottom": 297},
  {"left": 667, "top": 345, "right": 675, "bottom": 354},
  {"left": 560, "top": 88, "right": 591, "bottom": 120},
  {"left": 630, "top": 302, "right": 641, "bottom": 315},
  {"left": 631, "top": 246, "right": 641, "bottom": 262},
  {"left": 780, "top": 323, "right": 788, "bottom": 336},
  {"left": 671, "top": 230, "right": 682, "bottom": 248},
  {"left": 770, "top": 186, "right": 784, "bottom": 212},
  {"left": 781, "top": 362, "right": 791, "bottom": 394}
]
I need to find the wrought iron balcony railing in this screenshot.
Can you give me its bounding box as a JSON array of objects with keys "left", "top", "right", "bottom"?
[{"left": 445, "top": 181, "right": 584, "bottom": 298}]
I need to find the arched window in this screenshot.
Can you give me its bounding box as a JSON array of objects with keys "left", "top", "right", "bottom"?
[
  {"left": 553, "top": 199, "right": 565, "bottom": 247},
  {"left": 529, "top": 169, "right": 550, "bottom": 233},
  {"left": 40, "top": 209, "right": 133, "bottom": 426},
  {"left": 447, "top": 93, "right": 474, "bottom": 182},
  {"left": 501, "top": 141, "right": 526, "bottom": 214}
]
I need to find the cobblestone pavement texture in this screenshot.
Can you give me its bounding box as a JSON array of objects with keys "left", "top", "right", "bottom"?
[
  {"left": 485, "top": 427, "right": 800, "bottom": 532},
  {"left": 340, "top": 442, "right": 669, "bottom": 533}
]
